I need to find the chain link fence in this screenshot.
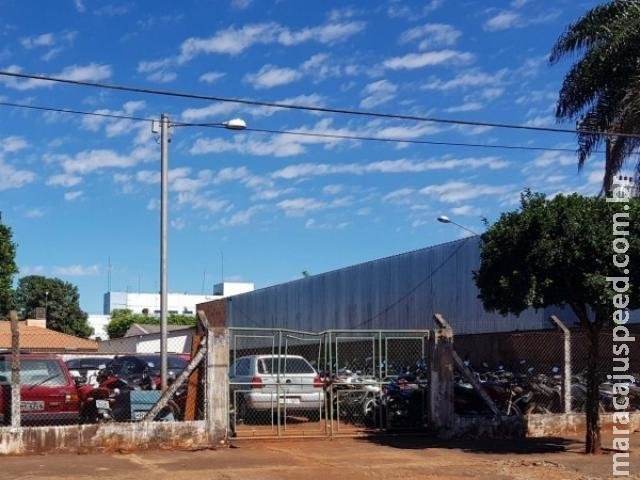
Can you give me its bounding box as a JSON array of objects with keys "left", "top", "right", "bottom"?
[
  {"left": 453, "top": 321, "right": 640, "bottom": 416},
  {"left": 228, "top": 328, "right": 431, "bottom": 438}
]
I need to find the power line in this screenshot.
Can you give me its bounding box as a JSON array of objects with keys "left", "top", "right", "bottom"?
[
  {"left": 0, "top": 69, "right": 604, "bottom": 137},
  {"left": 0, "top": 99, "right": 586, "bottom": 154}
]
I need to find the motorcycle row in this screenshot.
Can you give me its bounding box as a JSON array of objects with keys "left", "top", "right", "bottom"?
[
  {"left": 75, "top": 368, "right": 184, "bottom": 424},
  {"left": 320, "top": 359, "right": 640, "bottom": 429}
]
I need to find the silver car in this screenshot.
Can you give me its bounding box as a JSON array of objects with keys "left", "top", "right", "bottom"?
[{"left": 229, "top": 354, "right": 324, "bottom": 421}]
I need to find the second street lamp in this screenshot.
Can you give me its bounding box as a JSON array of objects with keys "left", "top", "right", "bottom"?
[
  {"left": 437, "top": 215, "right": 480, "bottom": 237},
  {"left": 156, "top": 113, "right": 247, "bottom": 391}
]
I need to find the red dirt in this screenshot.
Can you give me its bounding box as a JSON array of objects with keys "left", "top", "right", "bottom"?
[{"left": 1, "top": 431, "right": 638, "bottom": 480}]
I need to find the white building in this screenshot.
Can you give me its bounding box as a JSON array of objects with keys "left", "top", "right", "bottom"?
[
  {"left": 91, "top": 282, "right": 254, "bottom": 342},
  {"left": 102, "top": 282, "right": 254, "bottom": 315}
]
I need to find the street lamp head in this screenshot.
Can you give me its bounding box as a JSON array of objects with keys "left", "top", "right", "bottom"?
[
  {"left": 223, "top": 118, "right": 247, "bottom": 130},
  {"left": 437, "top": 215, "right": 451, "bottom": 224}
]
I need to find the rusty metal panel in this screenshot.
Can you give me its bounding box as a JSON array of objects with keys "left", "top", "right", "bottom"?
[{"left": 224, "top": 238, "right": 579, "bottom": 334}]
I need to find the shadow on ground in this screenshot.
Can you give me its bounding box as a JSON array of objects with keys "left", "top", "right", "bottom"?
[{"left": 358, "top": 433, "right": 580, "bottom": 454}]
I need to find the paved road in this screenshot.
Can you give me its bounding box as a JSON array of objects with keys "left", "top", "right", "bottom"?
[{"left": 2, "top": 433, "right": 638, "bottom": 480}]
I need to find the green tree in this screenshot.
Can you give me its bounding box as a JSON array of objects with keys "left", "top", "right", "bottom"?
[
  {"left": 474, "top": 191, "right": 640, "bottom": 454},
  {"left": 15, "top": 275, "right": 93, "bottom": 338},
  {"left": 0, "top": 215, "right": 18, "bottom": 316},
  {"left": 106, "top": 308, "right": 195, "bottom": 339},
  {"left": 550, "top": 0, "right": 640, "bottom": 191}
]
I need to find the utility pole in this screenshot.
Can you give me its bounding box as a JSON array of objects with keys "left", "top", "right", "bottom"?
[{"left": 159, "top": 113, "right": 169, "bottom": 391}]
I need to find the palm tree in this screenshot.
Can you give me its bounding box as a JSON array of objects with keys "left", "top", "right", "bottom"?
[{"left": 550, "top": 0, "right": 640, "bottom": 193}]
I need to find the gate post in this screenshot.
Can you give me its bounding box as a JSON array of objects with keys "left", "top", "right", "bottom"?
[
  {"left": 197, "top": 307, "right": 230, "bottom": 445},
  {"left": 429, "top": 313, "right": 454, "bottom": 432}
]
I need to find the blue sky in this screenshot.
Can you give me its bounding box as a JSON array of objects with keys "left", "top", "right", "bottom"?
[{"left": 0, "top": 0, "right": 608, "bottom": 314}]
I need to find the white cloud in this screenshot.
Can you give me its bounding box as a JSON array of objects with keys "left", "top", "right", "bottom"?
[
  {"left": 276, "top": 197, "right": 327, "bottom": 216},
  {"left": 47, "top": 173, "right": 82, "bottom": 187},
  {"left": 20, "top": 33, "right": 55, "bottom": 49},
  {"left": 0, "top": 136, "right": 28, "bottom": 153},
  {"left": 451, "top": 205, "right": 482, "bottom": 216},
  {"left": 180, "top": 102, "right": 238, "bottom": 122},
  {"left": 223, "top": 205, "right": 264, "bottom": 225},
  {"left": 54, "top": 149, "right": 139, "bottom": 175},
  {"left": 53, "top": 264, "right": 100, "bottom": 276},
  {"left": 24, "top": 209, "right": 45, "bottom": 218},
  {"left": 420, "top": 181, "right": 514, "bottom": 203},
  {"left": 251, "top": 187, "right": 294, "bottom": 201},
  {"left": 0, "top": 160, "right": 36, "bottom": 190},
  {"left": 199, "top": 71, "right": 226, "bottom": 84},
  {"left": 1, "top": 62, "right": 112, "bottom": 91},
  {"left": 244, "top": 64, "right": 303, "bottom": 89},
  {"left": 422, "top": 69, "right": 507, "bottom": 91},
  {"left": 399, "top": 24, "right": 461, "bottom": 49},
  {"left": 272, "top": 156, "right": 508, "bottom": 180},
  {"left": 231, "top": 0, "right": 253, "bottom": 9},
  {"left": 384, "top": 50, "right": 473, "bottom": 70},
  {"left": 484, "top": 11, "right": 521, "bottom": 31},
  {"left": 178, "top": 21, "right": 364, "bottom": 62},
  {"left": 322, "top": 184, "right": 344, "bottom": 195},
  {"left": 360, "top": 79, "right": 397, "bottom": 109},
  {"left": 251, "top": 93, "right": 326, "bottom": 117},
  {"left": 64, "top": 190, "right": 83, "bottom": 201},
  {"left": 484, "top": 8, "right": 560, "bottom": 31},
  {"left": 445, "top": 102, "right": 483, "bottom": 113},
  {"left": 176, "top": 191, "right": 228, "bottom": 213},
  {"left": 383, "top": 188, "right": 415, "bottom": 205},
  {"left": 277, "top": 22, "right": 365, "bottom": 46},
  {"left": 305, "top": 218, "right": 349, "bottom": 230},
  {"left": 529, "top": 151, "right": 577, "bottom": 168}
]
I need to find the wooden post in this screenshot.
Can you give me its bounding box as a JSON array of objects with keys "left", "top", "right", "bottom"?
[
  {"left": 183, "top": 334, "right": 203, "bottom": 420},
  {"left": 429, "top": 313, "right": 455, "bottom": 431},
  {"left": 10, "top": 310, "right": 20, "bottom": 428}
]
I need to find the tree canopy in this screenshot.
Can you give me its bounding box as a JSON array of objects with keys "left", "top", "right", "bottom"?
[
  {"left": 0, "top": 215, "right": 18, "bottom": 316},
  {"left": 474, "top": 190, "right": 640, "bottom": 454},
  {"left": 106, "top": 308, "right": 196, "bottom": 339},
  {"left": 550, "top": 0, "right": 640, "bottom": 191},
  {"left": 15, "top": 275, "right": 93, "bottom": 338},
  {"left": 475, "top": 191, "right": 640, "bottom": 326}
]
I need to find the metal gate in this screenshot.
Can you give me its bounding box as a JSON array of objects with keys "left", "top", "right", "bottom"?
[{"left": 228, "top": 327, "right": 431, "bottom": 438}]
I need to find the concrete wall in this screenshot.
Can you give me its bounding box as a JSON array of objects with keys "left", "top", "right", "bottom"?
[{"left": 0, "top": 422, "right": 212, "bottom": 454}]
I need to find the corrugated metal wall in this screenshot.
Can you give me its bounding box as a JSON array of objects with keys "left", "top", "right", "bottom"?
[{"left": 225, "top": 237, "right": 591, "bottom": 334}]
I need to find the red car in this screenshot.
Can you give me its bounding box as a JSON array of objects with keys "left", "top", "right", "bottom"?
[{"left": 0, "top": 353, "right": 80, "bottom": 426}]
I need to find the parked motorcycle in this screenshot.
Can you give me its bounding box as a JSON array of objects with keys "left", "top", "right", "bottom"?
[{"left": 75, "top": 368, "right": 129, "bottom": 424}]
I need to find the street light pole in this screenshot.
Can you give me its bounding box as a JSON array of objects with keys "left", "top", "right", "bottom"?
[
  {"left": 160, "top": 113, "right": 170, "bottom": 391},
  {"left": 156, "top": 113, "right": 246, "bottom": 391},
  {"left": 436, "top": 215, "right": 480, "bottom": 237}
]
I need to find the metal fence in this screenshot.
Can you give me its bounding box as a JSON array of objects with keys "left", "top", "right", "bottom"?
[
  {"left": 228, "top": 327, "right": 431, "bottom": 438},
  {"left": 3, "top": 313, "right": 638, "bottom": 451},
  {"left": 452, "top": 319, "right": 640, "bottom": 416}
]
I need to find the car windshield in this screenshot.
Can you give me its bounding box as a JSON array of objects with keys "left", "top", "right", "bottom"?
[
  {"left": 66, "top": 358, "right": 106, "bottom": 369},
  {"left": 140, "top": 356, "right": 187, "bottom": 371},
  {"left": 258, "top": 357, "right": 315, "bottom": 375},
  {"left": 0, "top": 358, "right": 67, "bottom": 386}
]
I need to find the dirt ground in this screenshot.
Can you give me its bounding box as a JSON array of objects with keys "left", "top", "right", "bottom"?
[{"left": 1, "top": 431, "right": 639, "bottom": 480}]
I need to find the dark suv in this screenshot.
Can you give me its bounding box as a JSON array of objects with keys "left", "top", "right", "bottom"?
[
  {"left": 105, "top": 354, "right": 188, "bottom": 388},
  {"left": 0, "top": 354, "right": 80, "bottom": 426}
]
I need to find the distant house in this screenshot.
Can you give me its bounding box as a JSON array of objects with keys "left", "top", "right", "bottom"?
[
  {"left": 0, "top": 319, "right": 99, "bottom": 352},
  {"left": 96, "top": 323, "right": 195, "bottom": 354}
]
